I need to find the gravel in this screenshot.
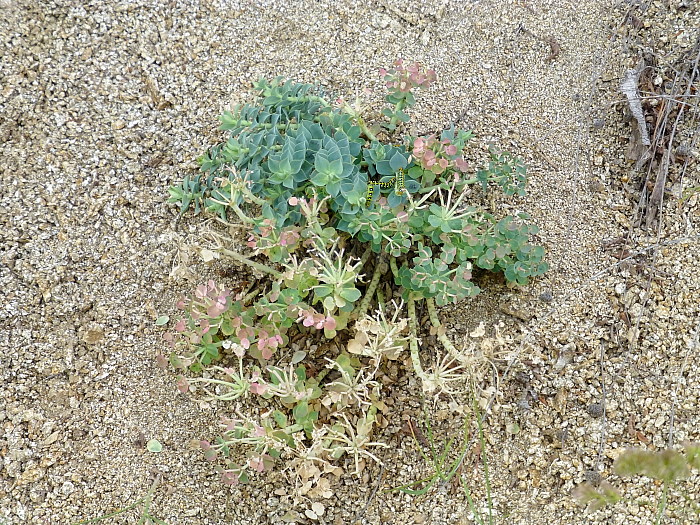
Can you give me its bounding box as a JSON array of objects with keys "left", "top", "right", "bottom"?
[{"left": 2, "top": 0, "right": 700, "bottom": 524}]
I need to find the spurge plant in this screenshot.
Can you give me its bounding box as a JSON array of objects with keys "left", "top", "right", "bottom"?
[{"left": 164, "top": 59, "right": 548, "bottom": 486}]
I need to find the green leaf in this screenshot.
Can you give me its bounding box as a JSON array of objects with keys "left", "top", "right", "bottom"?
[
  {"left": 291, "top": 350, "right": 307, "bottom": 365},
  {"left": 314, "top": 284, "right": 333, "bottom": 298},
  {"left": 389, "top": 152, "right": 408, "bottom": 171},
  {"left": 273, "top": 410, "right": 288, "bottom": 428},
  {"left": 323, "top": 295, "right": 336, "bottom": 311},
  {"left": 155, "top": 315, "right": 169, "bottom": 326},
  {"left": 314, "top": 154, "right": 331, "bottom": 175},
  {"left": 395, "top": 109, "right": 410, "bottom": 123},
  {"left": 339, "top": 287, "right": 361, "bottom": 303},
  {"left": 146, "top": 439, "right": 163, "bottom": 453},
  {"left": 376, "top": 160, "right": 394, "bottom": 175},
  {"left": 293, "top": 401, "right": 309, "bottom": 420}
]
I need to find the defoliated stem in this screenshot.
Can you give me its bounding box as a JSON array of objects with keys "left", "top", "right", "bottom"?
[
  {"left": 230, "top": 203, "right": 255, "bottom": 224},
  {"left": 353, "top": 258, "right": 386, "bottom": 321},
  {"left": 375, "top": 286, "right": 385, "bottom": 313},
  {"left": 389, "top": 99, "right": 407, "bottom": 129},
  {"left": 356, "top": 116, "right": 378, "bottom": 142},
  {"left": 407, "top": 293, "right": 428, "bottom": 384},
  {"left": 389, "top": 256, "right": 399, "bottom": 278},
  {"left": 358, "top": 245, "right": 374, "bottom": 270},
  {"left": 425, "top": 297, "right": 463, "bottom": 363},
  {"left": 240, "top": 185, "right": 266, "bottom": 206},
  {"left": 219, "top": 248, "right": 282, "bottom": 278},
  {"left": 242, "top": 286, "right": 260, "bottom": 306}
]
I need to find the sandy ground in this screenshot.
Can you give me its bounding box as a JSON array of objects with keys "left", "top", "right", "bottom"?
[{"left": 2, "top": 0, "right": 700, "bottom": 524}]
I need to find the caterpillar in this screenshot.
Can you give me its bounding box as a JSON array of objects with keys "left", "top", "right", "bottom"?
[
  {"left": 365, "top": 177, "right": 396, "bottom": 206},
  {"left": 395, "top": 168, "right": 406, "bottom": 195},
  {"left": 372, "top": 178, "right": 396, "bottom": 188}
]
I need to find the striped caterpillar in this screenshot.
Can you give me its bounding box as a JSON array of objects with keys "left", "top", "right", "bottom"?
[
  {"left": 365, "top": 177, "right": 395, "bottom": 206},
  {"left": 394, "top": 168, "right": 406, "bottom": 195},
  {"left": 364, "top": 169, "right": 407, "bottom": 206}
]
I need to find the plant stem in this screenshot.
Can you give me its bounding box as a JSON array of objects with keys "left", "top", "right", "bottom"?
[
  {"left": 389, "top": 256, "right": 399, "bottom": 278},
  {"left": 358, "top": 245, "right": 374, "bottom": 270},
  {"left": 389, "top": 99, "right": 407, "bottom": 129},
  {"left": 240, "top": 184, "right": 266, "bottom": 206},
  {"left": 655, "top": 482, "right": 670, "bottom": 525},
  {"left": 71, "top": 476, "right": 165, "bottom": 525},
  {"left": 475, "top": 406, "right": 494, "bottom": 525},
  {"left": 425, "top": 297, "right": 462, "bottom": 363},
  {"left": 224, "top": 119, "right": 296, "bottom": 132},
  {"left": 230, "top": 203, "right": 256, "bottom": 224},
  {"left": 137, "top": 475, "right": 163, "bottom": 525},
  {"left": 407, "top": 293, "right": 428, "bottom": 384},
  {"left": 219, "top": 248, "right": 282, "bottom": 278},
  {"left": 71, "top": 500, "right": 146, "bottom": 525},
  {"left": 353, "top": 258, "right": 386, "bottom": 321},
  {"left": 356, "top": 116, "right": 378, "bottom": 142}
]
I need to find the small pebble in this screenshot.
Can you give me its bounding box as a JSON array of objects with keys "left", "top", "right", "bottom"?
[
  {"left": 539, "top": 290, "right": 553, "bottom": 302},
  {"left": 587, "top": 403, "right": 604, "bottom": 418},
  {"left": 583, "top": 470, "right": 602, "bottom": 486}
]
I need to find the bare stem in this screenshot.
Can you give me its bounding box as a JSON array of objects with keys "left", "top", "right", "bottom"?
[
  {"left": 219, "top": 248, "right": 282, "bottom": 278},
  {"left": 355, "top": 115, "right": 378, "bottom": 142},
  {"left": 389, "top": 99, "right": 407, "bottom": 130},
  {"left": 353, "top": 258, "right": 387, "bottom": 321},
  {"left": 407, "top": 293, "right": 428, "bottom": 383},
  {"left": 426, "top": 297, "right": 463, "bottom": 363}
]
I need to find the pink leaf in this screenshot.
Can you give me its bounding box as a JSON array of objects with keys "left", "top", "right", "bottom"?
[
  {"left": 176, "top": 376, "right": 189, "bottom": 393},
  {"left": 249, "top": 456, "right": 265, "bottom": 472},
  {"left": 455, "top": 158, "right": 469, "bottom": 172},
  {"left": 221, "top": 471, "right": 239, "bottom": 486},
  {"left": 155, "top": 353, "right": 169, "bottom": 370},
  {"left": 207, "top": 303, "right": 223, "bottom": 317},
  {"left": 224, "top": 418, "right": 240, "bottom": 431},
  {"left": 250, "top": 382, "right": 267, "bottom": 395}
]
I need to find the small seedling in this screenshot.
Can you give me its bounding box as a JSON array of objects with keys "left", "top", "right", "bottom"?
[
  {"left": 389, "top": 401, "right": 496, "bottom": 524},
  {"left": 388, "top": 410, "right": 470, "bottom": 496},
  {"left": 71, "top": 476, "right": 168, "bottom": 525}
]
